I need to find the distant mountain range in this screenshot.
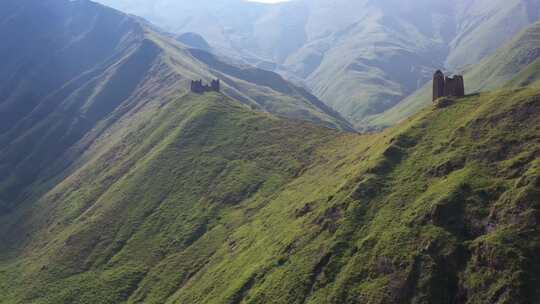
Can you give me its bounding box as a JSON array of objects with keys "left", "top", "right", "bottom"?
[
  {"left": 366, "top": 20, "right": 540, "bottom": 129},
  {"left": 95, "top": 0, "right": 540, "bottom": 128},
  {"left": 0, "top": 0, "right": 351, "bottom": 135}
]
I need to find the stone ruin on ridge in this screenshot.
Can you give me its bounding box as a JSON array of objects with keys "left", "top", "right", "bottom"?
[
  {"left": 190, "top": 79, "right": 220, "bottom": 94},
  {"left": 432, "top": 70, "right": 465, "bottom": 101}
]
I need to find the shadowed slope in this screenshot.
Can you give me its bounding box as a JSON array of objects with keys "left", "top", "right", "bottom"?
[{"left": 0, "top": 92, "right": 342, "bottom": 303}]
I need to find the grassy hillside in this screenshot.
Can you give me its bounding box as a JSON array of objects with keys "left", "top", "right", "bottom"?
[
  {"left": 464, "top": 21, "right": 540, "bottom": 91},
  {"left": 0, "top": 92, "right": 342, "bottom": 303},
  {"left": 1, "top": 84, "right": 539, "bottom": 303},
  {"left": 507, "top": 59, "right": 540, "bottom": 88}
]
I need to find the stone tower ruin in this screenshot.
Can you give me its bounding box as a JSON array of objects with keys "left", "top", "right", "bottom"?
[
  {"left": 432, "top": 70, "right": 465, "bottom": 101},
  {"left": 190, "top": 79, "right": 220, "bottom": 94},
  {"left": 433, "top": 70, "right": 445, "bottom": 101}
]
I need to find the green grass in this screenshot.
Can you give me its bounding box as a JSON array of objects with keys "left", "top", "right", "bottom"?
[{"left": 1, "top": 85, "right": 539, "bottom": 303}]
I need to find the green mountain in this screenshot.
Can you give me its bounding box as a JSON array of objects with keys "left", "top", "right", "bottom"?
[
  {"left": 0, "top": 0, "right": 352, "bottom": 205},
  {"left": 95, "top": 0, "right": 540, "bottom": 128},
  {"left": 1, "top": 1, "right": 540, "bottom": 304},
  {"left": 1, "top": 78, "right": 540, "bottom": 303},
  {"left": 0, "top": 0, "right": 351, "bottom": 135}
]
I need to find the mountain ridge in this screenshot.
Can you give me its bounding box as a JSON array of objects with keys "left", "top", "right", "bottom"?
[
  {"left": 0, "top": 0, "right": 353, "bottom": 206},
  {"left": 94, "top": 0, "right": 540, "bottom": 128}
]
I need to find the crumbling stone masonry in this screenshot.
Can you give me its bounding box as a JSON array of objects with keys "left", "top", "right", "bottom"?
[
  {"left": 432, "top": 70, "right": 464, "bottom": 101},
  {"left": 190, "top": 79, "right": 220, "bottom": 94}
]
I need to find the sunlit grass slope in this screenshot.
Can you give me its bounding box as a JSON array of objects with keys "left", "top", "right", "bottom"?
[
  {"left": 0, "top": 92, "right": 345, "bottom": 303},
  {"left": 0, "top": 84, "right": 539, "bottom": 303}
]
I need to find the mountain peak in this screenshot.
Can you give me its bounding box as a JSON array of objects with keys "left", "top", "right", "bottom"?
[{"left": 177, "top": 32, "right": 212, "bottom": 51}]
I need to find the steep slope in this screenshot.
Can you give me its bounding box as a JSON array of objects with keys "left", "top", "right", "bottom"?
[
  {"left": 0, "top": 0, "right": 350, "bottom": 136},
  {"left": 465, "top": 21, "right": 540, "bottom": 91},
  {"left": 446, "top": 0, "right": 540, "bottom": 69},
  {"left": 507, "top": 59, "right": 540, "bottom": 88},
  {"left": 368, "top": 21, "right": 540, "bottom": 130},
  {"left": 1, "top": 82, "right": 539, "bottom": 303},
  {"left": 0, "top": 0, "right": 161, "bottom": 207},
  {"left": 95, "top": 0, "right": 540, "bottom": 127},
  {"left": 0, "top": 92, "right": 342, "bottom": 303}
]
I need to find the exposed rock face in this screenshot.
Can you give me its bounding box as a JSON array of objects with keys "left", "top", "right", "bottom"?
[
  {"left": 432, "top": 70, "right": 465, "bottom": 101},
  {"left": 190, "top": 79, "right": 220, "bottom": 94}
]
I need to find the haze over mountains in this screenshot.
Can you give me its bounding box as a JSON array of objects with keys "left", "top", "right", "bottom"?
[
  {"left": 367, "top": 20, "right": 540, "bottom": 129},
  {"left": 2, "top": 0, "right": 351, "bottom": 131},
  {"left": 95, "top": 0, "right": 540, "bottom": 128},
  {"left": 0, "top": 0, "right": 540, "bottom": 303}
]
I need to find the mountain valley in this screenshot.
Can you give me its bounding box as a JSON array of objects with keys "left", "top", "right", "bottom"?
[{"left": 0, "top": 0, "right": 539, "bottom": 303}]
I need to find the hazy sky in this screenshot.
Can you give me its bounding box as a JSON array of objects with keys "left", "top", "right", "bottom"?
[{"left": 248, "top": 0, "right": 290, "bottom": 3}]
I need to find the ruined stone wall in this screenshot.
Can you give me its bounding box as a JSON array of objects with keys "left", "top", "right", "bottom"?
[
  {"left": 444, "top": 76, "right": 458, "bottom": 97},
  {"left": 190, "top": 79, "right": 220, "bottom": 94},
  {"left": 433, "top": 70, "right": 445, "bottom": 101},
  {"left": 455, "top": 75, "right": 465, "bottom": 96},
  {"left": 432, "top": 71, "right": 465, "bottom": 101}
]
